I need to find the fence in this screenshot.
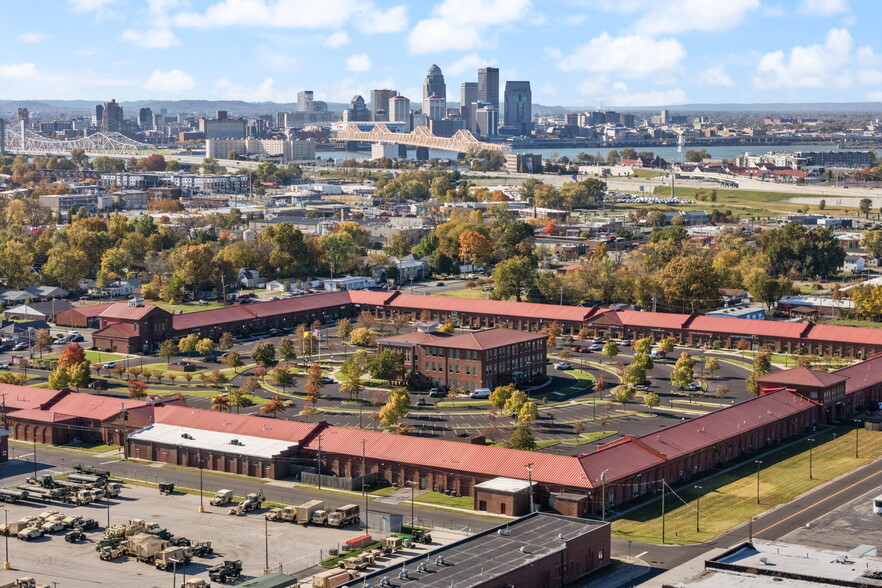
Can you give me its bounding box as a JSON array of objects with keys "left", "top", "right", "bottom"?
[
  {"left": 264, "top": 549, "right": 324, "bottom": 576},
  {"left": 300, "top": 472, "right": 377, "bottom": 491}
]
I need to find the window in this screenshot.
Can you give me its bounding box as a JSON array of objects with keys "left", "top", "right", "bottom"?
[{"left": 598, "top": 550, "right": 604, "bottom": 560}]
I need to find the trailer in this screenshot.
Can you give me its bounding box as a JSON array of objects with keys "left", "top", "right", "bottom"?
[
  {"left": 127, "top": 532, "right": 168, "bottom": 564},
  {"left": 17, "top": 485, "right": 67, "bottom": 501},
  {"left": 311, "top": 568, "right": 359, "bottom": 588},
  {"left": 327, "top": 504, "right": 360, "bottom": 528},
  {"left": 296, "top": 500, "right": 324, "bottom": 525},
  {"left": 0, "top": 488, "right": 28, "bottom": 503},
  {"left": 68, "top": 473, "right": 105, "bottom": 486},
  {"left": 74, "top": 465, "right": 110, "bottom": 479},
  {"left": 154, "top": 546, "right": 191, "bottom": 570}
]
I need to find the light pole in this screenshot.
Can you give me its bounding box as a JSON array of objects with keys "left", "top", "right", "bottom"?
[
  {"left": 317, "top": 435, "right": 323, "bottom": 490},
  {"left": 525, "top": 463, "right": 534, "bottom": 513},
  {"left": 809, "top": 438, "right": 816, "bottom": 480},
  {"left": 3, "top": 509, "right": 9, "bottom": 570},
  {"left": 600, "top": 469, "right": 609, "bottom": 522},
  {"left": 694, "top": 485, "right": 702, "bottom": 533},
  {"left": 32, "top": 436, "right": 37, "bottom": 479},
  {"left": 856, "top": 420, "right": 861, "bottom": 459},
  {"left": 362, "top": 439, "right": 369, "bottom": 533},
  {"left": 199, "top": 457, "right": 205, "bottom": 513},
  {"left": 660, "top": 480, "right": 666, "bottom": 545},
  {"left": 406, "top": 480, "right": 416, "bottom": 530},
  {"left": 264, "top": 515, "right": 269, "bottom": 571},
  {"left": 755, "top": 460, "right": 763, "bottom": 504}
]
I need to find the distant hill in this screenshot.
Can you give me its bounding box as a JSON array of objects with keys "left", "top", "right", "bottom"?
[{"left": 2, "top": 99, "right": 880, "bottom": 118}]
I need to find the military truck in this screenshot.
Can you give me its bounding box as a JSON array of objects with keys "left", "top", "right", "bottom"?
[
  {"left": 228, "top": 491, "right": 264, "bottom": 516},
  {"left": 311, "top": 568, "right": 360, "bottom": 588},
  {"left": 1, "top": 519, "right": 35, "bottom": 537},
  {"left": 181, "top": 580, "right": 210, "bottom": 588},
  {"left": 327, "top": 504, "right": 360, "bottom": 527},
  {"left": 0, "top": 488, "right": 28, "bottom": 503},
  {"left": 64, "top": 530, "right": 86, "bottom": 543},
  {"left": 17, "top": 485, "right": 67, "bottom": 501},
  {"left": 189, "top": 541, "right": 213, "bottom": 557},
  {"left": 74, "top": 464, "right": 111, "bottom": 478},
  {"left": 98, "top": 540, "right": 127, "bottom": 561},
  {"left": 0, "top": 578, "right": 50, "bottom": 588},
  {"left": 208, "top": 560, "right": 242, "bottom": 583},
  {"left": 17, "top": 526, "right": 43, "bottom": 541},
  {"left": 337, "top": 556, "right": 369, "bottom": 571},
  {"left": 70, "top": 488, "right": 100, "bottom": 506},
  {"left": 382, "top": 536, "right": 402, "bottom": 554},
  {"left": 154, "top": 546, "right": 191, "bottom": 570},
  {"left": 296, "top": 500, "right": 324, "bottom": 525},
  {"left": 127, "top": 532, "right": 168, "bottom": 564},
  {"left": 209, "top": 489, "right": 233, "bottom": 506},
  {"left": 104, "top": 519, "right": 147, "bottom": 539},
  {"left": 265, "top": 505, "right": 297, "bottom": 522}
]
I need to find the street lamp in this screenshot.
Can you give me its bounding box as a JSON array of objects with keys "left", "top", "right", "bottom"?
[
  {"left": 694, "top": 485, "right": 702, "bottom": 533},
  {"left": 32, "top": 436, "right": 37, "bottom": 479},
  {"left": 198, "top": 457, "right": 205, "bottom": 513},
  {"left": 525, "top": 463, "right": 534, "bottom": 514},
  {"left": 264, "top": 515, "right": 269, "bottom": 571},
  {"left": 600, "top": 469, "right": 609, "bottom": 522},
  {"left": 3, "top": 509, "right": 9, "bottom": 570},
  {"left": 808, "top": 438, "right": 816, "bottom": 480},
  {"left": 362, "top": 439, "right": 369, "bottom": 534},
  {"left": 406, "top": 480, "right": 417, "bottom": 531},
  {"left": 316, "top": 435, "right": 323, "bottom": 490},
  {"left": 755, "top": 460, "right": 763, "bottom": 504}
]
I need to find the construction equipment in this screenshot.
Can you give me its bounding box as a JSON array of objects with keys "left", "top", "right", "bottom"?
[
  {"left": 159, "top": 482, "right": 175, "bottom": 495},
  {"left": 296, "top": 499, "right": 324, "bottom": 525},
  {"left": 327, "top": 504, "right": 360, "bottom": 527},
  {"left": 25, "top": 475, "right": 61, "bottom": 489},
  {"left": 228, "top": 490, "right": 264, "bottom": 516},
  {"left": 209, "top": 489, "right": 233, "bottom": 506},
  {"left": 64, "top": 530, "right": 86, "bottom": 543},
  {"left": 311, "top": 568, "right": 360, "bottom": 588},
  {"left": 154, "top": 546, "right": 191, "bottom": 570},
  {"left": 207, "top": 560, "right": 242, "bottom": 583},
  {"left": 265, "top": 505, "right": 297, "bottom": 522},
  {"left": 411, "top": 528, "right": 432, "bottom": 544},
  {"left": 0, "top": 488, "right": 28, "bottom": 503}
]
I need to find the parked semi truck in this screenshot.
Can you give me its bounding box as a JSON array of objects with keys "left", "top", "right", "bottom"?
[{"left": 296, "top": 500, "right": 324, "bottom": 525}]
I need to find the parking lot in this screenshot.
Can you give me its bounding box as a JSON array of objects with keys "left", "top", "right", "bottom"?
[{"left": 0, "top": 484, "right": 396, "bottom": 587}]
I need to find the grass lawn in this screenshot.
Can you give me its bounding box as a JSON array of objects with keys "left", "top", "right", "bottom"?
[
  {"left": 560, "top": 430, "right": 617, "bottom": 445},
  {"left": 826, "top": 319, "right": 882, "bottom": 329},
  {"left": 60, "top": 442, "right": 120, "bottom": 453},
  {"left": 436, "top": 398, "right": 491, "bottom": 408},
  {"left": 370, "top": 486, "right": 397, "bottom": 496},
  {"left": 414, "top": 491, "right": 473, "bottom": 509},
  {"left": 612, "top": 427, "right": 882, "bottom": 545},
  {"left": 432, "top": 287, "right": 489, "bottom": 299},
  {"left": 651, "top": 185, "right": 860, "bottom": 213},
  {"left": 85, "top": 351, "right": 130, "bottom": 363},
  {"left": 155, "top": 301, "right": 227, "bottom": 313},
  {"left": 632, "top": 169, "right": 666, "bottom": 178}
]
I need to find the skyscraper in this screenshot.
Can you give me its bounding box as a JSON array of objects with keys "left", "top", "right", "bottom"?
[
  {"left": 389, "top": 95, "right": 411, "bottom": 131},
  {"left": 503, "top": 81, "right": 532, "bottom": 135},
  {"left": 371, "top": 89, "right": 398, "bottom": 122},
  {"left": 422, "top": 64, "right": 446, "bottom": 116},
  {"left": 17, "top": 108, "right": 29, "bottom": 127},
  {"left": 427, "top": 96, "right": 446, "bottom": 121},
  {"left": 460, "top": 82, "right": 478, "bottom": 133},
  {"left": 475, "top": 102, "right": 498, "bottom": 137},
  {"left": 94, "top": 104, "right": 104, "bottom": 128},
  {"left": 297, "top": 91, "right": 314, "bottom": 112},
  {"left": 478, "top": 67, "right": 499, "bottom": 110},
  {"left": 101, "top": 99, "right": 123, "bottom": 133},
  {"left": 345, "top": 95, "right": 370, "bottom": 122},
  {"left": 139, "top": 107, "right": 153, "bottom": 130}
]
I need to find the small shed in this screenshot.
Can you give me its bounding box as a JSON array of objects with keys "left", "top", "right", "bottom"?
[{"left": 474, "top": 476, "right": 536, "bottom": 516}]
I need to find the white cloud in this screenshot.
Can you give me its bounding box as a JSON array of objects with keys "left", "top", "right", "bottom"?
[
  {"left": 357, "top": 5, "right": 408, "bottom": 33},
  {"left": 407, "top": 0, "right": 531, "bottom": 53},
  {"left": 324, "top": 31, "right": 350, "bottom": 48},
  {"left": 697, "top": 66, "right": 734, "bottom": 87},
  {"left": 345, "top": 53, "right": 372, "bottom": 72},
  {"left": 214, "top": 77, "right": 281, "bottom": 101},
  {"left": 538, "top": 83, "right": 558, "bottom": 97},
  {"left": 121, "top": 28, "right": 179, "bottom": 48},
  {"left": 68, "top": 0, "right": 115, "bottom": 13},
  {"left": 558, "top": 33, "right": 685, "bottom": 78},
  {"left": 145, "top": 69, "right": 195, "bottom": 93},
  {"left": 754, "top": 28, "right": 853, "bottom": 89},
  {"left": 633, "top": 0, "right": 760, "bottom": 36},
  {"left": 858, "top": 70, "right": 882, "bottom": 86},
  {"left": 445, "top": 54, "right": 494, "bottom": 77},
  {"left": 174, "top": 0, "right": 405, "bottom": 32},
  {"left": 18, "top": 32, "right": 49, "bottom": 44},
  {"left": 576, "top": 78, "right": 687, "bottom": 106},
  {"left": 0, "top": 63, "right": 38, "bottom": 80},
  {"left": 798, "top": 0, "right": 849, "bottom": 15}
]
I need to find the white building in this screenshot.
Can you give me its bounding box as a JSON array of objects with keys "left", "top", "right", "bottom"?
[
  {"left": 371, "top": 143, "right": 403, "bottom": 160},
  {"left": 323, "top": 276, "right": 376, "bottom": 292},
  {"left": 206, "top": 138, "right": 316, "bottom": 160},
  {"left": 389, "top": 96, "right": 411, "bottom": 132}
]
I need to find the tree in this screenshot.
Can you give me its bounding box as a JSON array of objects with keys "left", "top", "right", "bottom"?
[
  {"left": 492, "top": 256, "right": 535, "bottom": 302},
  {"left": 125, "top": 379, "right": 147, "bottom": 399},
  {"left": 747, "top": 350, "right": 772, "bottom": 395},
  {"left": 269, "top": 367, "right": 294, "bottom": 393},
  {"left": 670, "top": 352, "right": 695, "bottom": 389},
  {"left": 48, "top": 365, "right": 70, "bottom": 390},
  {"left": 33, "top": 329, "right": 52, "bottom": 358},
  {"left": 320, "top": 232, "right": 357, "bottom": 274},
  {"left": 745, "top": 269, "right": 793, "bottom": 311},
  {"left": 229, "top": 388, "right": 253, "bottom": 413},
  {"left": 644, "top": 392, "right": 660, "bottom": 413},
  {"left": 202, "top": 157, "right": 219, "bottom": 174},
  {"left": 438, "top": 321, "right": 455, "bottom": 334},
  {"left": 260, "top": 396, "right": 288, "bottom": 418},
  {"left": 195, "top": 338, "right": 216, "bottom": 357},
  {"left": 862, "top": 230, "right": 882, "bottom": 258},
  {"left": 657, "top": 338, "right": 675, "bottom": 357},
  {"left": 490, "top": 384, "right": 517, "bottom": 409},
  {"left": 218, "top": 332, "right": 235, "bottom": 350},
  {"left": 368, "top": 349, "right": 404, "bottom": 384},
  {"left": 544, "top": 322, "right": 563, "bottom": 348},
  {"left": 715, "top": 384, "right": 728, "bottom": 403},
  {"left": 349, "top": 327, "right": 376, "bottom": 347},
  {"left": 140, "top": 154, "right": 167, "bottom": 172},
  {"left": 518, "top": 401, "right": 539, "bottom": 422},
  {"left": 602, "top": 341, "right": 619, "bottom": 362},
  {"left": 656, "top": 253, "right": 721, "bottom": 312},
  {"left": 861, "top": 198, "right": 873, "bottom": 218},
  {"left": 278, "top": 338, "right": 297, "bottom": 366},
  {"left": 337, "top": 318, "right": 354, "bottom": 341},
  {"left": 223, "top": 351, "right": 244, "bottom": 373},
  {"left": 158, "top": 340, "right": 178, "bottom": 365},
  {"left": 622, "top": 362, "right": 646, "bottom": 386},
  {"left": 0, "top": 240, "right": 35, "bottom": 290},
  {"left": 503, "top": 389, "right": 529, "bottom": 416},
  {"left": 251, "top": 341, "right": 278, "bottom": 367},
  {"left": 67, "top": 361, "right": 91, "bottom": 392},
  {"left": 59, "top": 343, "right": 87, "bottom": 369},
  {"left": 612, "top": 384, "right": 636, "bottom": 405},
  {"left": 378, "top": 387, "right": 410, "bottom": 430},
  {"left": 358, "top": 310, "right": 377, "bottom": 330},
  {"left": 178, "top": 333, "right": 199, "bottom": 358},
  {"left": 304, "top": 363, "right": 325, "bottom": 401},
  {"left": 210, "top": 393, "right": 231, "bottom": 412},
  {"left": 507, "top": 421, "right": 536, "bottom": 450},
  {"left": 339, "top": 360, "right": 366, "bottom": 401},
  {"left": 458, "top": 230, "right": 493, "bottom": 267},
  {"left": 634, "top": 337, "right": 652, "bottom": 355},
  {"left": 704, "top": 357, "right": 720, "bottom": 381},
  {"left": 390, "top": 314, "right": 410, "bottom": 334}
]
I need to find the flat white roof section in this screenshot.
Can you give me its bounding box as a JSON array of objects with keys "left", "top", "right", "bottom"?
[
  {"left": 474, "top": 477, "right": 536, "bottom": 493},
  {"left": 129, "top": 423, "right": 297, "bottom": 459}
]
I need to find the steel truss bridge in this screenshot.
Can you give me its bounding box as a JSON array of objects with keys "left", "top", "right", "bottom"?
[
  {"left": 333, "top": 123, "right": 511, "bottom": 154},
  {"left": 2, "top": 126, "right": 154, "bottom": 157}
]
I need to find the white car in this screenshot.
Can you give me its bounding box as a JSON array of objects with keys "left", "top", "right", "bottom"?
[{"left": 554, "top": 362, "right": 573, "bottom": 370}]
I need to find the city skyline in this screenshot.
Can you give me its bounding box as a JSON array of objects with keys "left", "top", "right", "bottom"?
[{"left": 0, "top": 0, "right": 881, "bottom": 107}]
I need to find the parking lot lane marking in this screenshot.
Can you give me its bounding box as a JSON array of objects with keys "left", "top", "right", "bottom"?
[
  {"left": 17, "top": 452, "right": 33, "bottom": 459},
  {"left": 635, "top": 551, "right": 648, "bottom": 559},
  {"left": 753, "top": 467, "right": 882, "bottom": 539},
  {"left": 100, "top": 460, "right": 118, "bottom": 465}
]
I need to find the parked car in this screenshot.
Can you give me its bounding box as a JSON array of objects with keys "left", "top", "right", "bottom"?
[
  {"left": 650, "top": 352, "right": 664, "bottom": 360},
  {"left": 467, "top": 274, "right": 478, "bottom": 280},
  {"left": 103, "top": 362, "right": 117, "bottom": 370},
  {"left": 589, "top": 344, "right": 603, "bottom": 351},
  {"left": 436, "top": 282, "right": 445, "bottom": 287},
  {"left": 554, "top": 362, "right": 573, "bottom": 370},
  {"left": 198, "top": 299, "right": 209, "bottom": 305},
  {"left": 53, "top": 338, "right": 67, "bottom": 345},
  {"left": 13, "top": 342, "right": 28, "bottom": 351},
  {"left": 681, "top": 382, "right": 703, "bottom": 392},
  {"left": 319, "top": 376, "right": 335, "bottom": 385},
  {"left": 428, "top": 387, "right": 446, "bottom": 398},
  {"left": 0, "top": 363, "right": 8, "bottom": 370},
  {"left": 591, "top": 338, "right": 603, "bottom": 344},
  {"left": 268, "top": 328, "right": 282, "bottom": 335},
  {"left": 281, "top": 293, "right": 294, "bottom": 299},
  {"left": 470, "top": 388, "right": 491, "bottom": 399},
  {"left": 268, "top": 296, "right": 280, "bottom": 301},
  {"left": 620, "top": 339, "right": 633, "bottom": 346},
  {"left": 415, "top": 396, "right": 428, "bottom": 406}
]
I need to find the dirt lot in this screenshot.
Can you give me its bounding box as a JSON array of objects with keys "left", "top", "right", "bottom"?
[{"left": 0, "top": 484, "right": 384, "bottom": 587}]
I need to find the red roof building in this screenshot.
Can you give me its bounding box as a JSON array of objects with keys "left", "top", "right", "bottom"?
[{"left": 92, "top": 301, "right": 173, "bottom": 354}]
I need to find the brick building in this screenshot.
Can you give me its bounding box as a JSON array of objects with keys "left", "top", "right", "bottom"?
[
  {"left": 92, "top": 300, "right": 173, "bottom": 353},
  {"left": 55, "top": 303, "right": 113, "bottom": 328},
  {"left": 377, "top": 328, "right": 547, "bottom": 390},
  {"left": 757, "top": 367, "right": 848, "bottom": 422}
]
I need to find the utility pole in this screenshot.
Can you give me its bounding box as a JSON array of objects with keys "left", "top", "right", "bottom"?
[
  {"left": 809, "top": 438, "right": 816, "bottom": 479},
  {"left": 694, "top": 485, "right": 702, "bottom": 533},
  {"left": 525, "top": 463, "right": 534, "bottom": 514},
  {"left": 856, "top": 420, "right": 861, "bottom": 459},
  {"left": 362, "top": 439, "right": 369, "bottom": 533},
  {"left": 600, "top": 469, "right": 609, "bottom": 522},
  {"left": 316, "top": 435, "right": 323, "bottom": 490},
  {"left": 755, "top": 460, "right": 763, "bottom": 504},
  {"left": 660, "top": 480, "right": 666, "bottom": 545}
]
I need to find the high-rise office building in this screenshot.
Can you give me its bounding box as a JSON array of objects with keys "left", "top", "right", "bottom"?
[
  {"left": 478, "top": 67, "right": 499, "bottom": 110},
  {"left": 371, "top": 89, "right": 397, "bottom": 122},
  {"left": 460, "top": 82, "right": 478, "bottom": 133},
  {"left": 503, "top": 81, "right": 532, "bottom": 135},
  {"left": 422, "top": 64, "right": 446, "bottom": 116},
  {"left": 475, "top": 102, "right": 498, "bottom": 137},
  {"left": 298, "top": 91, "right": 314, "bottom": 112},
  {"left": 101, "top": 99, "right": 123, "bottom": 133},
  {"left": 17, "top": 108, "right": 29, "bottom": 127},
  {"left": 345, "top": 95, "right": 371, "bottom": 122},
  {"left": 426, "top": 96, "right": 446, "bottom": 121},
  {"left": 94, "top": 104, "right": 104, "bottom": 128},
  {"left": 389, "top": 95, "right": 411, "bottom": 131},
  {"left": 138, "top": 107, "right": 153, "bottom": 130}
]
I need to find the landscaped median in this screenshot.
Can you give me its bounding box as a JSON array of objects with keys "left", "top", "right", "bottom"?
[{"left": 612, "top": 426, "right": 882, "bottom": 545}]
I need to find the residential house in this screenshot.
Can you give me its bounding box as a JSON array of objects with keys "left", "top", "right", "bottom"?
[
  {"left": 843, "top": 255, "right": 868, "bottom": 274},
  {"left": 238, "top": 268, "right": 265, "bottom": 289},
  {"left": 4, "top": 300, "right": 73, "bottom": 322},
  {"left": 323, "top": 276, "right": 376, "bottom": 292}
]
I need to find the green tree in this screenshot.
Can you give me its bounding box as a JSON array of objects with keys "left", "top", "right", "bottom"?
[
  {"left": 378, "top": 387, "right": 411, "bottom": 430},
  {"left": 747, "top": 349, "right": 772, "bottom": 395},
  {"left": 489, "top": 384, "right": 517, "bottom": 409},
  {"left": 670, "top": 352, "right": 695, "bottom": 388},
  {"left": 67, "top": 361, "right": 91, "bottom": 391},
  {"left": 337, "top": 318, "right": 354, "bottom": 341},
  {"left": 368, "top": 349, "right": 404, "bottom": 384},
  {"left": 269, "top": 367, "right": 294, "bottom": 393},
  {"left": 492, "top": 256, "right": 535, "bottom": 302},
  {"left": 278, "top": 338, "right": 297, "bottom": 366},
  {"left": 48, "top": 364, "right": 71, "bottom": 390},
  {"left": 612, "top": 384, "right": 636, "bottom": 405},
  {"left": 503, "top": 389, "right": 529, "bottom": 416},
  {"left": 218, "top": 332, "right": 235, "bottom": 350},
  {"left": 518, "top": 401, "right": 539, "bottom": 422},
  {"left": 704, "top": 357, "right": 720, "bottom": 380},
  {"left": 862, "top": 230, "right": 882, "bottom": 258},
  {"left": 339, "top": 360, "right": 366, "bottom": 401},
  {"left": 320, "top": 232, "right": 357, "bottom": 274},
  {"left": 622, "top": 362, "right": 646, "bottom": 386},
  {"left": 251, "top": 341, "right": 278, "bottom": 367},
  {"left": 349, "top": 327, "right": 376, "bottom": 347},
  {"left": 634, "top": 337, "right": 653, "bottom": 355},
  {"left": 202, "top": 157, "right": 219, "bottom": 174},
  {"left": 860, "top": 198, "right": 872, "bottom": 218},
  {"left": 602, "top": 340, "right": 619, "bottom": 362},
  {"left": 195, "top": 338, "right": 216, "bottom": 357},
  {"left": 223, "top": 351, "right": 244, "bottom": 374},
  {"left": 644, "top": 392, "right": 660, "bottom": 412},
  {"left": 507, "top": 420, "right": 536, "bottom": 451},
  {"left": 158, "top": 339, "right": 178, "bottom": 365},
  {"left": 178, "top": 333, "right": 199, "bottom": 358},
  {"left": 33, "top": 329, "right": 52, "bottom": 359}
]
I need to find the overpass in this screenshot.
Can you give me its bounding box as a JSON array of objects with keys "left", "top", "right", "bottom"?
[
  {"left": 1, "top": 121, "right": 155, "bottom": 157},
  {"left": 332, "top": 123, "right": 511, "bottom": 154}
]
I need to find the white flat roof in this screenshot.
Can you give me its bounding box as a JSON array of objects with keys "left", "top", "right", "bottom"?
[
  {"left": 129, "top": 423, "right": 297, "bottom": 459},
  {"left": 474, "top": 477, "right": 536, "bottom": 493}
]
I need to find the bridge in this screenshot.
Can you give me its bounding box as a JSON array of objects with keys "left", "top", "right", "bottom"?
[
  {"left": 2, "top": 123, "right": 155, "bottom": 157},
  {"left": 332, "top": 123, "right": 511, "bottom": 154}
]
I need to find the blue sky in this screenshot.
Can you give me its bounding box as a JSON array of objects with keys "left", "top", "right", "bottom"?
[{"left": 1, "top": 0, "right": 881, "bottom": 107}]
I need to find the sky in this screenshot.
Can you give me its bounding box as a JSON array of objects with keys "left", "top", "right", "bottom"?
[{"left": 1, "top": 0, "right": 881, "bottom": 107}]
